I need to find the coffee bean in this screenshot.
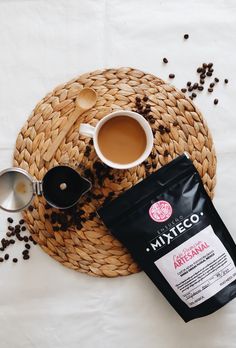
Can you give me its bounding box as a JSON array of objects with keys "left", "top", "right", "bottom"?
[
  {"left": 23, "top": 254, "right": 30, "bottom": 260},
  {"left": 198, "top": 86, "right": 204, "bottom": 91},
  {"left": 164, "top": 150, "right": 169, "bottom": 157},
  {"left": 169, "top": 74, "right": 175, "bottom": 79},
  {"left": 163, "top": 57, "right": 168, "bottom": 63},
  {"left": 12, "top": 258, "right": 18, "bottom": 263},
  {"left": 224, "top": 79, "right": 228, "bottom": 84},
  {"left": 197, "top": 67, "right": 202, "bottom": 73},
  {"left": 200, "top": 79, "right": 205, "bottom": 85},
  {"left": 28, "top": 205, "right": 34, "bottom": 212},
  {"left": 192, "top": 93, "right": 197, "bottom": 98},
  {"left": 173, "top": 120, "right": 178, "bottom": 126},
  {"left": 214, "top": 99, "right": 219, "bottom": 105},
  {"left": 189, "top": 96, "right": 193, "bottom": 100},
  {"left": 7, "top": 218, "right": 13, "bottom": 223},
  {"left": 206, "top": 71, "right": 212, "bottom": 77},
  {"left": 150, "top": 152, "right": 156, "bottom": 159},
  {"left": 187, "top": 81, "right": 191, "bottom": 87},
  {"left": 200, "top": 73, "right": 206, "bottom": 79},
  {"left": 143, "top": 96, "right": 148, "bottom": 102},
  {"left": 188, "top": 86, "right": 193, "bottom": 92},
  {"left": 25, "top": 244, "right": 31, "bottom": 250},
  {"left": 165, "top": 127, "right": 170, "bottom": 133},
  {"left": 21, "top": 226, "right": 26, "bottom": 231},
  {"left": 208, "top": 63, "right": 213, "bottom": 69},
  {"left": 209, "top": 68, "right": 214, "bottom": 73},
  {"left": 10, "top": 240, "right": 15, "bottom": 244},
  {"left": 181, "top": 88, "right": 187, "bottom": 93},
  {"left": 22, "top": 250, "right": 29, "bottom": 255},
  {"left": 19, "top": 219, "right": 25, "bottom": 225},
  {"left": 184, "top": 34, "right": 189, "bottom": 39},
  {"left": 23, "top": 236, "right": 29, "bottom": 243},
  {"left": 0, "top": 257, "right": 3, "bottom": 262},
  {"left": 135, "top": 96, "right": 141, "bottom": 103},
  {"left": 4, "top": 254, "right": 9, "bottom": 260},
  {"left": 210, "top": 83, "right": 215, "bottom": 88},
  {"left": 29, "top": 236, "right": 34, "bottom": 242},
  {"left": 89, "top": 138, "right": 93, "bottom": 145},
  {"left": 15, "top": 225, "right": 20, "bottom": 230},
  {"left": 208, "top": 88, "right": 213, "bottom": 92},
  {"left": 8, "top": 226, "right": 14, "bottom": 231},
  {"left": 214, "top": 77, "right": 219, "bottom": 83},
  {"left": 202, "top": 63, "right": 208, "bottom": 69},
  {"left": 6, "top": 232, "right": 12, "bottom": 237},
  {"left": 158, "top": 125, "right": 165, "bottom": 131},
  {"left": 193, "top": 83, "right": 198, "bottom": 89},
  {"left": 0, "top": 247, "right": 4, "bottom": 251}
]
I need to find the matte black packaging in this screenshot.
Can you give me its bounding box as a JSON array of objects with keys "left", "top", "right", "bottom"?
[{"left": 98, "top": 154, "right": 236, "bottom": 322}]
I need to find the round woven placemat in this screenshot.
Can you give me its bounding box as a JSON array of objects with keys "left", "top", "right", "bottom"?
[{"left": 13, "top": 67, "right": 216, "bottom": 277}]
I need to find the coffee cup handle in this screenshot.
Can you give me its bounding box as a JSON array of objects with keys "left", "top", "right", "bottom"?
[{"left": 79, "top": 123, "right": 95, "bottom": 137}]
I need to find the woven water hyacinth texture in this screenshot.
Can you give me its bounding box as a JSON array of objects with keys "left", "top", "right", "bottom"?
[{"left": 13, "top": 67, "right": 217, "bottom": 277}]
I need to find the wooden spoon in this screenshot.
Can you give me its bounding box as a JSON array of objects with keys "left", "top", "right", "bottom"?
[{"left": 43, "top": 87, "right": 97, "bottom": 162}]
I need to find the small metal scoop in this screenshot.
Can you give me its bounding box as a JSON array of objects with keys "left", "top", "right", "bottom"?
[{"left": 0, "top": 166, "right": 92, "bottom": 213}]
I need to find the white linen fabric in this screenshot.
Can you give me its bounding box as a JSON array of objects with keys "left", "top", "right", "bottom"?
[{"left": 0, "top": 0, "right": 236, "bottom": 347}]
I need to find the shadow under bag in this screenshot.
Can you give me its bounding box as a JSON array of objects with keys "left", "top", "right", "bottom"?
[{"left": 98, "top": 154, "right": 236, "bottom": 322}]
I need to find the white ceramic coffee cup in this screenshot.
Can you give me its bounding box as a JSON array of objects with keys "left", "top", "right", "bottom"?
[{"left": 79, "top": 110, "right": 154, "bottom": 169}]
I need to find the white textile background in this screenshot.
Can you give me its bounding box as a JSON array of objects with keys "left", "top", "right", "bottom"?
[{"left": 0, "top": 0, "right": 236, "bottom": 347}]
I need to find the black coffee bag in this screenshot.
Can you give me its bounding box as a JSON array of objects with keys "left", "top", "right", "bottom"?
[{"left": 98, "top": 154, "right": 236, "bottom": 322}]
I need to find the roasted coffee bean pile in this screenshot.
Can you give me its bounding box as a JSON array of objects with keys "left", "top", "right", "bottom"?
[
  {"left": 133, "top": 95, "right": 180, "bottom": 166},
  {"left": 0, "top": 217, "right": 37, "bottom": 264}
]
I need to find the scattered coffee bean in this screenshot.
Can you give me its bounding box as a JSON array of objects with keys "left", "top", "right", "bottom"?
[
  {"left": 193, "top": 83, "right": 198, "bottom": 89},
  {"left": 21, "top": 226, "right": 26, "bottom": 231},
  {"left": 12, "top": 258, "right": 18, "bottom": 263},
  {"left": 187, "top": 81, "right": 191, "bottom": 87},
  {"left": 202, "top": 63, "right": 208, "bottom": 69},
  {"left": 206, "top": 71, "right": 212, "bottom": 77},
  {"left": 23, "top": 236, "right": 29, "bottom": 243},
  {"left": 28, "top": 205, "right": 34, "bottom": 212},
  {"left": 7, "top": 217, "right": 13, "bottom": 223},
  {"left": 214, "top": 99, "right": 219, "bottom": 105},
  {"left": 184, "top": 34, "right": 189, "bottom": 39},
  {"left": 208, "top": 88, "right": 213, "bottom": 93},
  {"left": 135, "top": 96, "right": 141, "bottom": 103},
  {"left": 200, "top": 73, "right": 206, "bottom": 79},
  {"left": 210, "top": 83, "right": 215, "bottom": 88},
  {"left": 173, "top": 120, "right": 178, "bottom": 126},
  {"left": 200, "top": 79, "right": 205, "bottom": 85},
  {"left": 208, "top": 63, "right": 213, "bottom": 68},
  {"left": 0, "top": 257, "right": 3, "bottom": 262},
  {"left": 89, "top": 138, "right": 93, "bottom": 145},
  {"left": 224, "top": 79, "right": 228, "bottom": 84},
  {"left": 197, "top": 67, "right": 202, "bottom": 73},
  {"left": 23, "top": 254, "right": 30, "bottom": 260},
  {"left": 19, "top": 219, "right": 25, "bottom": 225},
  {"left": 169, "top": 74, "right": 175, "bottom": 79},
  {"left": 10, "top": 240, "right": 15, "bottom": 244},
  {"left": 22, "top": 250, "right": 29, "bottom": 255},
  {"left": 192, "top": 93, "right": 197, "bottom": 98},
  {"left": 189, "top": 96, "right": 193, "bottom": 100},
  {"left": 198, "top": 86, "right": 204, "bottom": 91},
  {"left": 25, "top": 244, "right": 31, "bottom": 250},
  {"left": 214, "top": 77, "right": 219, "bottom": 83},
  {"left": 8, "top": 226, "right": 14, "bottom": 231},
  {"left": 163, "top": 57, "right": 168, "bottom": 63},
  {"left": 6, "top": 232, "right": 12, "bottom": 237},
  {"left": 4, "top": 254, "right": 9, "bottom": 260},
  {"left": 188, "top": 86, "right": 193, "bottom": 92},
  {"left": 181, "top": 88, "right": 187, "bottom": 93},
  {"left": 29, "top": 236, "right": 34, "bottom": 242},
  {"left": 143, "top": 96, "right": 148, "bottom": 102}
]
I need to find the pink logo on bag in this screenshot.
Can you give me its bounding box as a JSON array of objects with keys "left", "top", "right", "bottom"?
[{"left": 149, "top": 200, "right": 173, "bottom": 222}]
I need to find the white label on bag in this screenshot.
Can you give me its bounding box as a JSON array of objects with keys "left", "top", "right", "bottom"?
[{"left": 155, "top": 225, "right": 236, "bottom": 307}]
